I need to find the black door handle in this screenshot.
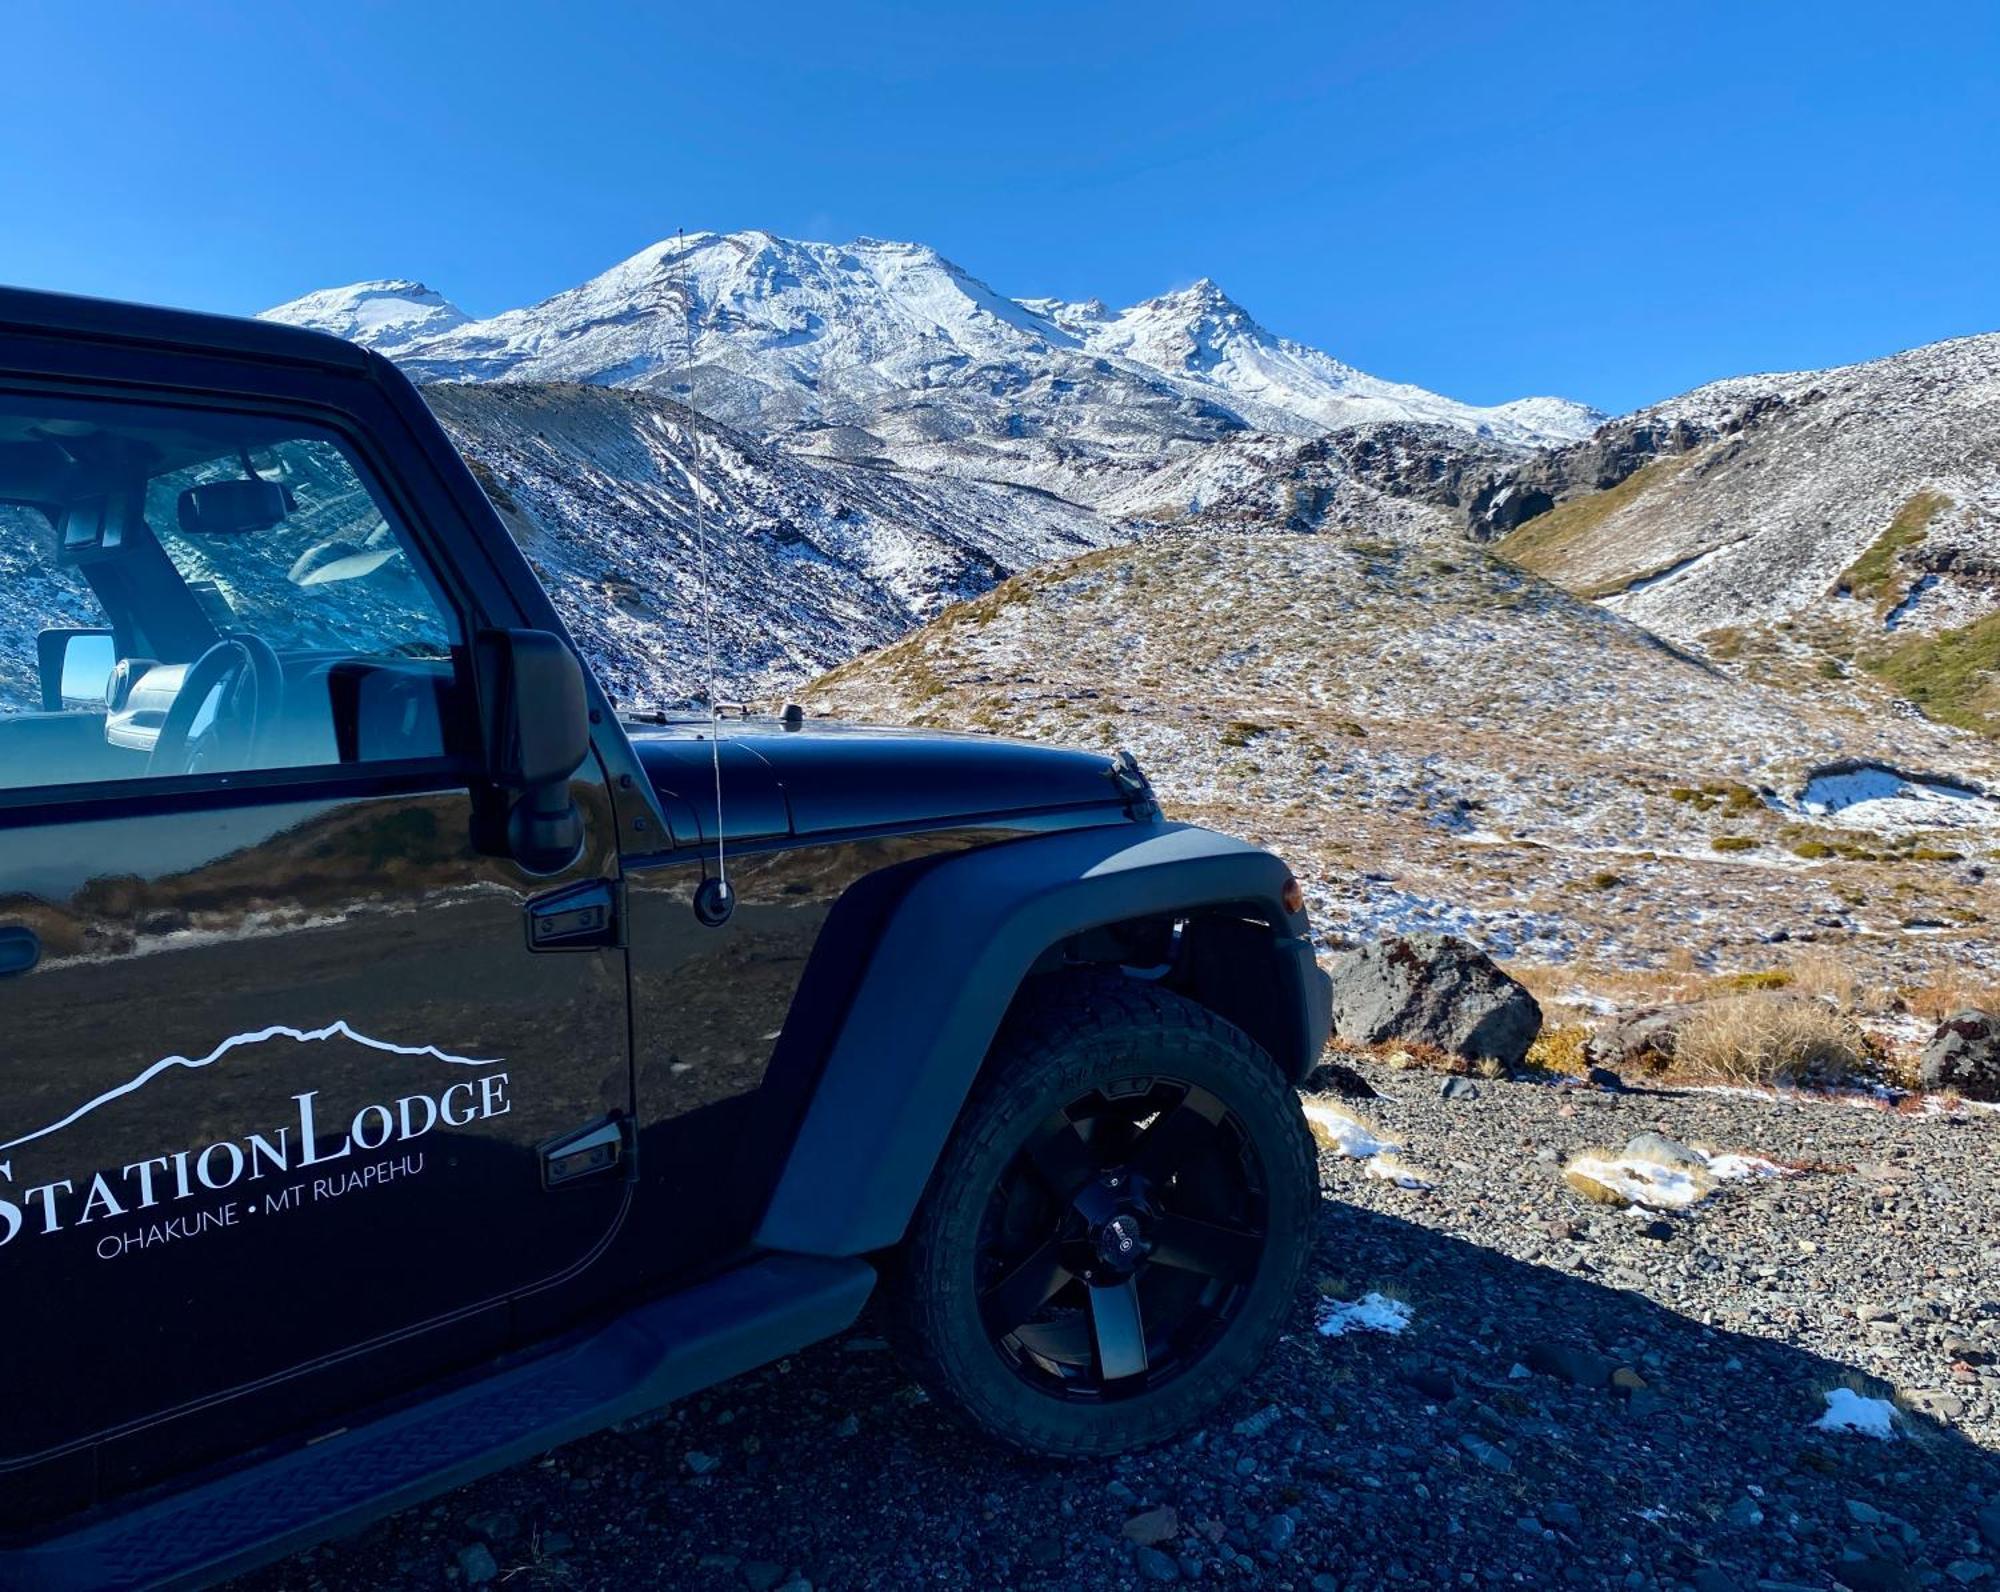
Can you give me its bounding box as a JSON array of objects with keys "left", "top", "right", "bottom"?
[{"left": 0, "top": 927, "right": 41, "bottom": 978}]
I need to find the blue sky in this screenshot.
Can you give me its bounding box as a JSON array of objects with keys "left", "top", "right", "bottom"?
[{"left": 1, "top": 1, "right": 1993, "bottom": 414}]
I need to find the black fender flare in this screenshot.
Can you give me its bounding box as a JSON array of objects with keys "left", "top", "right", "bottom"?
[{"left": 754, "top": 821, "right": 1331, "bottom": 1257}]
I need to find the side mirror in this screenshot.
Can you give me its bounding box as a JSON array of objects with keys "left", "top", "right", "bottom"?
[
  {"left": 37, "top": 628, "right": 116, "bottom": 711},
  {"left": 475, "top": 629, "right": 592, "bottom": 873}
]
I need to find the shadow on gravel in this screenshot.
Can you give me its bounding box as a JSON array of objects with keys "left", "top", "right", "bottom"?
[{"left": 244, "top": 1197, "right": 2000, "bottom": 1592}]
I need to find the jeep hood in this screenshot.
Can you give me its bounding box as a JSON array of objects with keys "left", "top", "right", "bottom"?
[{"left": 626, "top": 717, "right": 1133, "bottom": 844}]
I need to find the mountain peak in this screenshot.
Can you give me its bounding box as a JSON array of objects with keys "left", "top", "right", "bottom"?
[
  {"left": 1150, "top": 277, "right": 1244, "bottom": 314},
  {"left": 259, "top": 279, "right": 470, "bottom": 352}
]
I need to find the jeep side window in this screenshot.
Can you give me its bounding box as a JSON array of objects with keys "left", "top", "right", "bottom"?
[{"left": 0, "top": 393, "right": 465, "bottom": 795}]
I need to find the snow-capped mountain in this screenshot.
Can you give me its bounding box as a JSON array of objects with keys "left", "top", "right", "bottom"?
[
  {"left": 377, "top": 234, "right": 1067, "bottom": 418},
  {"left": 259, "top": 279, "right": 470, "bottom": 353},
  {"left": 257, "top": 242, "right": 1999, "bottom": 746},
  {"left": 262, "top": 232, "right": 1602, "bottom": 467}
]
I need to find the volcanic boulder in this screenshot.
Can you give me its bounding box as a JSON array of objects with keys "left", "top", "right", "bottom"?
[
  {"left": 1920, "top": 1010, "right": 2000, "bottom": 1100},
  {"left": 1327, "top": 932, "right": 1542, "bottom": 1069}
]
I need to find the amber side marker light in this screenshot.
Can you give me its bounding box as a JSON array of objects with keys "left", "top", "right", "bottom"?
[{"left": 1280, "top": 877, "right": 1305, "bottom": 915}]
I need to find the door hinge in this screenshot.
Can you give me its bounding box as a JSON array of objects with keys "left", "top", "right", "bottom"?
[
  {"left": 526, "top": 877, "right": 619, "bottom": 952},
  {"left": 541, "top": 1114, "right": 631, "bottom": 1190}
]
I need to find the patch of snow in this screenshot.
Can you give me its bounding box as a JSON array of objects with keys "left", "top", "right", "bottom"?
[
  {"left": 1301, "top": 1100, "right": 1397, "bottom": 1159},
  {"left": 1567, "top": 1142, "right": 1798, "bottom": 1208},
  {"left": 1316, "top": 1292, "right": 1414, "bottom": 1338},
  {"left": 1364, "top": 1153, "right": 1436, "bottom": 1190},
  {"left": 1813, "top": 1387, "right": 1900, "bottom": 1440},
  {"left": 1703, "top": 1152, "right": 1792, "bottom": 1181},
  {"left": 1302, "top": 1101, "right": 1435, "bottom": 1189},
  {"left": 1565, "top": 1152, "right": 1708, "bottom": 1210},
  {"left": 1795, "top": 763, "right": 2000, "bottom": 833}
]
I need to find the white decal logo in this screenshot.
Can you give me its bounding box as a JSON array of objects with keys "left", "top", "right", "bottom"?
[
  {"left": 0, "top": 1023, "right": 510, "bottom": 1259},
  {"left": 0, "top": 1019, "right": 500, "bottom": 1153}
]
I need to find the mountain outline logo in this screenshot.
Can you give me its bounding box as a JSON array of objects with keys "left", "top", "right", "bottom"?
[{"left": 0, "top": 1020, "right": 502, "bottom": 1154}]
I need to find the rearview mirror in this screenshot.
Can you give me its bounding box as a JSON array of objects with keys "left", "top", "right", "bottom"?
[
  {"left": 474, "top": 629, "right": 591, "bottom": 873},
  {"left": 177, "top": 478, "right": 296, "bottom": 536},
  {"left": 37, "top": 628, "right": 116, "bottom": 710}
]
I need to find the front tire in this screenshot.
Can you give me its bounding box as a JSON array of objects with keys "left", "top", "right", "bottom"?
[{"left": 891, "top": 977, "right": 1317, "bottom": 1456}]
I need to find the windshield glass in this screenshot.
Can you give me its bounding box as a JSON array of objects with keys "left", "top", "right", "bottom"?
[{"left": 146, "top": 435, "right": 450, "bottom": 658}]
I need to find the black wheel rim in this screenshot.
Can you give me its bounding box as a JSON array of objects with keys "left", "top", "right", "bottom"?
[{"left": 976, "top": 1074, "right": 1270, "bottom": 1401}]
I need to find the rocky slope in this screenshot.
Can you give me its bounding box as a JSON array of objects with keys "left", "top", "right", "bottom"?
[
  {"left": 1105, "top": 421, "right": 1533, "bottom": 534},
  {"left": 803, "top": 528, "right": 2000, "bottom": 989},
  {"left": 1482, "top": 336, "right": 2000, "bottom": 720},
  {"left": 424, "top": 382, "right": 1115, "bottom": 707}
]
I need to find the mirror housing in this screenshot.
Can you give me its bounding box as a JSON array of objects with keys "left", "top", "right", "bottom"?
[
  {"left": 37, "top": 628, "right": 116, "bottom": 711},
  {"left": 474, "top": 629, "right": 592, "bottom": 873}
]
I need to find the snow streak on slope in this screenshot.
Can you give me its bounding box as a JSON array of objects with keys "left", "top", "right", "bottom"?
[{"left": 425, "top": 382, "right": 1118, "bottom": 705}]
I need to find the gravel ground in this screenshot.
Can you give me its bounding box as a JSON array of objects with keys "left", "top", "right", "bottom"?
[{"left": 240, "top": 1064, "right": 2000, "bottom": 1592}]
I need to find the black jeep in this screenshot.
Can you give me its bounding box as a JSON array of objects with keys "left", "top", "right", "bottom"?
[{"left": 0, "top": 287, "right": 1331, "bottom": 1589}]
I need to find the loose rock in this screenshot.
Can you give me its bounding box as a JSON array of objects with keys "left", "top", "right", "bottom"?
[{"left": 1123, "top": 1507, "right": 1180, "bottom": 1546}]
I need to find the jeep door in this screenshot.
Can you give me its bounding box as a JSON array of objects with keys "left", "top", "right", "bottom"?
[{"left": 0, "top": 374, "right": 630, "bottom": 1524}]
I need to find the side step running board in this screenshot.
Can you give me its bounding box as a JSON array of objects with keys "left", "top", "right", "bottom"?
[{"left": 4, "top": 1255, "right": 877, "bottom": 1592}]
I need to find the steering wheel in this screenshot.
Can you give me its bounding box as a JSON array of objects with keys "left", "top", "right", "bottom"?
[{"left": 147, "top": 636, "right": 286, "bottom": 776}]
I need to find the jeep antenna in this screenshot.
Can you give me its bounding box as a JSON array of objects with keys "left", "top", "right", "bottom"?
[{"left": 678, "top": 229, "right": 734, "bottom": 929}]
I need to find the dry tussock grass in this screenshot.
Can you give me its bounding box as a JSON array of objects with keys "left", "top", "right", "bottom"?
[
  {"left": 1508, "top": 959, "right": 1710, "bottom": 1013},
  {"left": 1900, "top": 969, "right": 2000, "bottom": 1023},
  {"left": 1526, "top": 1024, "right": 1589, "bottom": 1075},
  {"left": 1326, "top": 1036, "right": 1471, "bottom": 1074},
  {"left": 1669, "top": 993, "right": 1868, "bottom": 1086},
  {"left": 1784, "top": 948, "right": 1858, "bottom": 1011},
  {"left": 1515, "top": 947, "right": 1917, "bottom": 1030}
]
